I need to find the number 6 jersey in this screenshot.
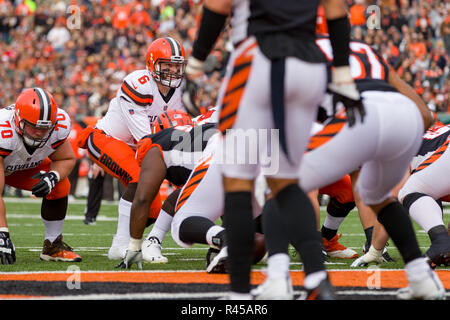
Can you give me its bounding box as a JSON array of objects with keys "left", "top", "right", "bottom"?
[{"left": 0, "top": 105, "right": 71, "bottom": 176}]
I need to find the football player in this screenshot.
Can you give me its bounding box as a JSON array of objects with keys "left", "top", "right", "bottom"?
[
  {"left": 0, "top": 88, "right": 81, "bottom": 264},
  {"left": 78, "top": 37, "right": 189, "bottom": 263},
  {"left": 116, "top": 122, "right": 220, "bottom": 269},
  {"left": 255, "top": 35, "right": 444, "bottom": 300},
  {"left": 183, "top": 0, "right": 365, "bottom": 300},
  {"left": 354, "top": 123, "right": 450, "bottom": 269}
]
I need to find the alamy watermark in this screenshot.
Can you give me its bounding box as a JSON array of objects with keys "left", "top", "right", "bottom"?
[
  {"left": 168, "top": 127, "right": 281, "bottom": 175},
  {"left": 66, "top": 265, "right": 81, "bottom": 290},
  {"left": 366, "top": 5, "right": 381, "bottom": 30}
]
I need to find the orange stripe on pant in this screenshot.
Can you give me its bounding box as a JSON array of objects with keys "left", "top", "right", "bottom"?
[
  {"left": 5, "top": 158, "right": 70, "bottom": 200},
  {"left": 307, "top": 118, "right": 346, "bottom": 152},
  {"left": 175, "top": 155, "right": 212, "bottom": 213},
  {"left": 218, "top": 42, "right": 257, "bottom": 134}
]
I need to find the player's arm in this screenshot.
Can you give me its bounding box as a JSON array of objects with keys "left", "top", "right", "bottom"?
[
  {"left": 183, "top": 0, "right": 231, "bottom": 115},
  {"left": 48, "top": 140, "right": 77, "bottom": 180},
  {"left": 388, "top": 68, "right": 433, "bottom": 132},
  {"left": 130, "top": 147, "right": 167, "bottom": 242},
  {"left": 0, "top": 157, "right": 16, "bottom": 264},
  {"left": 321, "top": 0, "right": 365, "bottom": 126},
  {"left": 32, "top": 140, "right": 76, "bottom": 198}
]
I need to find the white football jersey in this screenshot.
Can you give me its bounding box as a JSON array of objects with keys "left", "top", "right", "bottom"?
[
  {"left": 96, "top": 69, "right": 186, "bottom": 149},
  {"left": 0, "top": 106, "right": 71, "bottom": 176}
]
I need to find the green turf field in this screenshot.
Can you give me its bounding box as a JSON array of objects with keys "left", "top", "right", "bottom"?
[{"left": 1, "top": 197, "right": 449, "bottom": 272}]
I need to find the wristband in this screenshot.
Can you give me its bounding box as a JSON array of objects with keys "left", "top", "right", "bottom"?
[
  {"left": 49, "top": 170, "right": 60, "bottom": 182},
  {"left": 326, "top": 16, "right": 351, "bottom": 67},
  {"left": 0, "top": 227, "right": 8, "bottom": 233},
  {"left": 191, "top": 6, "right": 228, "bottom": 61}
]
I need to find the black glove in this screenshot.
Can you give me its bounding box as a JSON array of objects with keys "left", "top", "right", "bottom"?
[
  {"left": 330, "top": 89, "right": 366, "bottom": 127},
  {"left": 0, "top": 231, "right": 16, "bottom": 265},
  {"left": 181, "top": 76, "right": 201, "bottom": 117},
  {"left": 31, "top": 171, "right": 59, "bottom": 197}
]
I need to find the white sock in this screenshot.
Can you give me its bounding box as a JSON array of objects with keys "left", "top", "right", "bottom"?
[
  {"left": 147, "top": 209, "right": 172, "bottom": 242},
  {"left": 304, "top": 270, "right": 327, "bottom": 290},
  {"left": 267, "top": 253, "right": 290, "bottom": 279},
  {"left": 323, "top": 213, "right": 345, "bottom": 231},
  {"left": 206, "top": 225, "right": 225, "bottom": 247},
  {"left": 42, "top": 219, "right": 64, "bottom": 243},
  {"left": 409, "top": 196, "right": 444, "bottom": 233},
  {"left": 112, "top": 198, "right": 132, "bottom": 246}
]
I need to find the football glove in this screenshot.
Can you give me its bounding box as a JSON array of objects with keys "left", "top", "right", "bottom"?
[
  {"left": 182, "top": 57, "right": 205, "bottom": 117},
  {"left": 350, "top": 245, "right": 383, "bottom": 267},
  {"left": 0, "top": 230, "right": 16, "bottom": 265},
  {"left": 328, "top": 66, "right": 366, "bottom": 127},
  {"left": 31, "top": 171, "right": 60, "bottom": 197},
  {"left": 116, "top": 249, "right": 143, "bottom": 270}
]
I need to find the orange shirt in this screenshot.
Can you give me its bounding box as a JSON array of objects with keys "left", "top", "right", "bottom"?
[
  {"left": 112, "top": 5, "right": 131, "bottom": 29},
  {"left": 349, "top": 4, "right": 366, "bottom": 26}
]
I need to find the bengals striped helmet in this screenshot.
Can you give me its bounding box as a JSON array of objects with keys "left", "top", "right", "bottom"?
[
  {"left": 14, "top": 88, "right": 58, "bottom": 148},
  {"left": 152, "top": 109, "right": 194, "bottom": 134},
  {"left": 146, "top": 37, "right": 186, "bottom": 88}
]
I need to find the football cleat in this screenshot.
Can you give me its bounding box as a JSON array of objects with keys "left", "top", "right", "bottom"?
[
  {"left": 206, "top": 246, "right": 228, "bottom": 274},
  {"left": 425, "top": 236, "right": 450, "bottom": 269},
  {"left": 142, "top": 236, "right": 168, "bottom": 264},
  {"left": 323, "top": 234, "right": 358, "bottom": 259},
  {"left": 108, "top": 244, "right": 128, "bottom": 260},
  {"left": 83, "top": 216, "right": 96, "bottom": 225},
  {"left": 397, "top": 268, "right": 445, "bottom": 300},
  {"left": 299, "top": 276, "right": 336, "bottom": 300},
  {"left": 251, "top": 274, "right": 294, "bottom": 300},
  {"left": 40, "top": 235, "right": 82, "bottom": 262}
]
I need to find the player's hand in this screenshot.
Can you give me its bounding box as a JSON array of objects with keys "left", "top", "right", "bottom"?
[
  {"left": 31, "top": 171, "right": 60, "bottom": 197},
  {"left": 350, "top": 245, "right": 383, "bottom": 267},
  {"left": 116, "top": 249, "right": 143, "bottom": 270},
  {"left": 91, "top": 163, "right": 104, "bottom": 179},
  {"left": 182, "top": 57, "right": 205, "bottom": 117},
  {"left": 328, "top": 66, "right": 365, "bottom": 127},
  {"left": 0, "top": 230, "right": 16, "bottom": 265}
]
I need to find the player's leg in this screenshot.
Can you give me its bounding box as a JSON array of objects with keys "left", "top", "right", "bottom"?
[
  {"left": 397, "top": 144, "right": 450, "bottom": 268},
  {"left": 6, "top": 159, "right": 81, "bottom": 262},
  {"left": 357, "top": 91, "right": 444, "bottom": 299},
  {"left": 319, "top": 175, "right": 358, "bottom": 259},
  {"left": 142, "top": 188, "right": 181, "bottom": 263}
]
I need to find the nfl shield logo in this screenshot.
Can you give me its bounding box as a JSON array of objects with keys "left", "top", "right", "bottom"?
[
  {"left": 163, "top": 105, "right": 168, "bottom": 111},
  {"left": 129, "top": 109, "right": 134, "bottom": 115}
]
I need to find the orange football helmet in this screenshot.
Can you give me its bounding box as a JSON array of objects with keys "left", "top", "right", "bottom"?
[
  {"left": 14, "top": 88, "right": 58, "bottom": 148},
  {"left": 146, "top": 37, "right": 186, "bottom": 88},
  {"left": 152, "top": 109, "right": 194, "bottom": 133}
]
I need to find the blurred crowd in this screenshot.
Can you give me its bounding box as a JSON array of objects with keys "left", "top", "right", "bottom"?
[{"left": 0, "top": 0, "right": 448, "bottom": 117}]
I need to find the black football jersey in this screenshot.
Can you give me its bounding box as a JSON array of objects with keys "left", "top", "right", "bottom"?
[
  {"left": 147, "top": 123, "right": 218, "bottom": 186},
  {"left": 248, "top": 0, "right": 327, "bottom": 63}
]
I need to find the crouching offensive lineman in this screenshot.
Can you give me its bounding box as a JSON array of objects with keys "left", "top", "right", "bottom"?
[{"left": 0, "top": 88, "right": 81, "bottom": 264}]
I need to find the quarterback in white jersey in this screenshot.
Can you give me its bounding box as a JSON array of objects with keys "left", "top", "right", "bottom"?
[
  {"left": 78, "top": 37, "right": 189, "bottom": 262},
  {"left": 0, "top": 88, "right": 81, "bottom": 264}
]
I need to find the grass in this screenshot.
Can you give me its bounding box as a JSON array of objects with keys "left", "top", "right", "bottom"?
[{"left": 1, "top": 197, "right": 449, "bottom": 273}]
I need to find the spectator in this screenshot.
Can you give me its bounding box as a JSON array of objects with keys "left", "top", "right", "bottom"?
[{"left": 47, "top": 17, "right": 70, "bottom": 52}]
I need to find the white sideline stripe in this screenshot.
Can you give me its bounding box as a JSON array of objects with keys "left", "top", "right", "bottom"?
[
  {"left": 7, "top": 213, "right": 117, "bottom": 221},
  {"left": 9, "top": 290, "right": 450, "bottom": 300},
  {"left": 3, "top": 197, "right": 119, "bottom": 205}
]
